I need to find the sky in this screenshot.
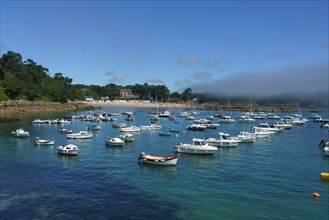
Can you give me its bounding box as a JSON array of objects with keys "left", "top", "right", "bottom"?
[{"left": 1, "top": 0, "right": 328, "bottom": 97}]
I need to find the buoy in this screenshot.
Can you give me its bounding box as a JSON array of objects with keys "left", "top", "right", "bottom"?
[{"left": 312, "top": 192, "right": 320, "bottom": 197}]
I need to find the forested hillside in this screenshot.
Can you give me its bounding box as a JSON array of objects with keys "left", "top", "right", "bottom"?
[{"left": 0, "top": 51, "right": 191, "bottom": 103}]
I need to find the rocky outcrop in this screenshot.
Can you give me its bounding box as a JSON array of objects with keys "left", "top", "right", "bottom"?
[{"left": 0, "top": 100, "right": 96, "bottom": 114}]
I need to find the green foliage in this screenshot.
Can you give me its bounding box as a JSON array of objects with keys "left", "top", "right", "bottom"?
[{"left": 0, "top": 50, "right": 191, "bottom": 103}]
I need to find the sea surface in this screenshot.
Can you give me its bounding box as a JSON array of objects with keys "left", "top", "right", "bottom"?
[{"left": 1, "top": 107, "right": 328, "bottom": 220}]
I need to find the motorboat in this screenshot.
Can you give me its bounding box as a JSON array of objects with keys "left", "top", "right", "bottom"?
[
  {"left": 67, "top": 131, "right": 93, "bottom": 139},
  {"left": 138, "top": 152, "right": 178, "bottom": 166},
  {"left": 254, "top": 123, "right": 280, "bottom": 133},
  {"left": 11, "top": 129, "right": 29, "bottom": 138},
  {"left": 193, "top": 119, "right": 211, "bottom": 124},
  {"left": 57, "top": 144, "right": 78, "bottom": 155},
  {"left": 120, "top": 126, "right": 141, "bottom": 132},
  {"left": 169, "top": 128, "right": 180, "bottom": 133},
  {"left": 112, "top": 123, "right": 126, "bottom": 128},
  {"left": 174, "top": 138, "right": 218, "bottom": 155},
  {"left": 59, "top": 127, "right": 73, "bottom": 134},
  {"left": 235, "top": 131, "right": 256, "bottom": 143},
  {"left": 272, "top": 120, "right": 293, "bottom": 129},
  {"left": 320, "top": 123, "right": 329, "bottom": 128},
  {"left": 141, "top": 124, "right": 162, "bottom": 130},
  {"left": 34, "top": 137, "right": 54, "bottom": 145},
  {"left": 319, "top": 140, "right": 329, "bottom": 156},
  {"left": 105, "top": 137, "right": 124, "bottom": 146},
  {"left": 309, "top": 113, "right": 321, "bottom": 119},
  {"left": 204, "top": 132, "right": 241, "bottom": 147},
  {"left": 87, "top": 124, "right": 101, "bottom": 130},
  {"left": 158, "top": 110, "right": 170, "bottom": 117},
  {"left": 159, "top": 131, "right": 171, "bottom": 136},
  {"left": 32, "top": 119, "right": 49, "bottom": 124},
  {"left": 186, "top": 124, "right": 207, "bottom": 131},
  {"left": 204, "top": 123, "right": 219, "bottom": 129},
  {"left": 119, "top": 133, "right": 134, "bottom": 142},
  {"left": 218, "top": 115, "right": 236, "bottom": 123},
  {"left": 237, "top": 115, "right": 255, "bottom": 123}
]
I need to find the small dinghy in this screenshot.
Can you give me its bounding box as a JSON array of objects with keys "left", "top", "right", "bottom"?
[{"left": 138, "top": 152, "right": 178, "bottom": 166}]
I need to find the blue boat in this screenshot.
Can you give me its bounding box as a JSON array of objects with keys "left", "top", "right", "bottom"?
[{"left": 159, "top": 131, "right": 171, "bottom": 136}]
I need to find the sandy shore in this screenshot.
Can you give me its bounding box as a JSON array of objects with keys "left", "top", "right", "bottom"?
[{"left": 85, "top": 101, "right": 191, "bottom": 109}]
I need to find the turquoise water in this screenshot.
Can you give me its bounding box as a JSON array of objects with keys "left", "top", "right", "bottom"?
[{"left": 1, "top": 107, "right": 328, "bottom": 219}]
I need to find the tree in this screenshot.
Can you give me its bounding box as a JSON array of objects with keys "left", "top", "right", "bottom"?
[{"left": 182, "top": 88, "right": 192, "bottom": 101}]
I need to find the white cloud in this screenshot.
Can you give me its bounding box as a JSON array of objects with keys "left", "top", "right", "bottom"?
[
  {"left": 145, "top": 77, "right": 164, "bottom": 84},
  {"left": 193, "top": 71, "right": 213, "bottom": 80},
  {"left": 178, "top": 55, "right": 199, "bottom": 67},
  {"left": 174, "top": 78, "right": 191, "bottom": 86}
]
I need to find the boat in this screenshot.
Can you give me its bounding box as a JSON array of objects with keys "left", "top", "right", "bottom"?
[
  {"left": 57, "top": 144, "right": 79, "bottom": 155},
  {"left": 112, "top": 123, "right": 127, "bottom": 128},
  {"left": 186, "top": 124, "right": 207, "bottom": 131},
  {"left": 159, "top": 131, "right": 171, "bottom": 136},
  {"left": 67, "top": 131, "right": 93, "bottom": 139},
  {"left": 174, "top": 138, "right": 218, "bottom": 155},
  {"left": 319, "top": 139, "right": 329, "bottom": 156},
  {"left": 11, "top": 129, "right": 29, "bottom": 137},
  {"left": 237, "top": 115, "right": 255, "bottom": 123},
  {"left": 218, "top": 115, "right": 236, "bottom": 123},
  {"left": 118, "top": 133, "right": 134, "bottom": 142},
  {"left": 105, "top": 137, "right": 124, "bottom": 146},
  {"left": 204, "top": 123, "right": 220, "bottom": 129},
  {"left": 32, "top": 119, "right": 49, "bottom": 124},
  {"left": 120, "top": 126, "right": 141, "bottom": 132},
  {"left": 138, "top": 152, "right": 178, "bottom": 166},
  {"left": 169, "top": 128, "right": 180, "bottom": 133},
  {"left": 59, "top": 127, "right": 73, "bottom": 134},
  {"left": 321, "top": 172, "right": 329, "bottom": 181},
  {"left": 158, "top": 110, "right": 170, "bottom": 117},
  {"left": 320, "top": 123, "right": 329, "bottom": 128},
  {"left": 140, "top": 124, "right": 162, "bottom": 130},
  {"left": 236, "top": 131, "right": 256, "bottom": 143},
  {"left": 253, "top": 123, "right": 280, "bottom": 133},
  {"left": 87, "top": 124, "right": 101, "bottom": 130},
  {"left": 34, "top": 137, "right": 54, "bottom": 145},
  {"left": 272, "top": 120, "right": 293, "bottom": 129},
  {"left": 204, "top": 132, "right": 241, "bottom": 147},
  {"left": 308, "top": 113, "right": 321, "bottom": 119}
]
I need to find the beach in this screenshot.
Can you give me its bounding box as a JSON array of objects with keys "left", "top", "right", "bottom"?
[{"left": 85, "top": 100, "right": 191, "bottom": 109}]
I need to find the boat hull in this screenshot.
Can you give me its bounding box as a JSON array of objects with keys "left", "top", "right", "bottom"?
[{"left": 174, "top": 145, "right": 217, "bottom": 155}]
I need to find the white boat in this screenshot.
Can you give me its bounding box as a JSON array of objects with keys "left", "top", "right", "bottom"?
[
  {"left": 174, "top": 138, "right": 218, "bottom": 155},
  {"left": 272, "top": 120, "right": 293, "bottom": 129},
  {"left": 34, "top": 137, "right": 54, "bottom": 145},
  {"left": 204, "top": 123, "right": 220, "bottom": 129},
  {"left": 254, "top": 123, "right": 280, "bottom": 133},
  {"left": 119, "top": 133, "right": 134, "bottom": 142},
  {"left": 87, "top": 124, "right": 101, "bottom": 130},
  {"left": 237, "top": 115, "right": 255, "bottom": 123},
  {"left": 11, "top": 129, "right": 29, "bottom": 138},
  {"left": 105, "top": 137, "right": 124, "bottom": 146},
  {"left": 138, "top": 152, "right": 178, "bottom": 166},
  {"left": 32, "top": 119, "right": 49, "bottom": 124},
  {"left": 319, "top": 140, "right": 329, "bottom": 156},
  {"left": 59, "top": 127, "right": 73, "bottom": 134},
  {"left": 186, "top": 124, "right": 207, "bottom": 131},
  {"left": 193, "top": 119, "right": 211, "bottom": 124},
  {"left": 320, "top": 123, "right": 329, "bottom": 128},
  {"left": 57, "top": 144, "right": 78, "bottom": 155},
  {"left": 236, "top": 131, "right": 256, "bottom": 143},
  {"left": 67, "top": 131, "right": 93, "bottom": 139},
  {"left": 158, "top": 110, "right": 170, "bottom": 117},
  {"left": 204, "top": 132, "right": 241, "bottom": 147},
  {"left": 219, "top": 115, "right": 236, "bottom": 123},
  {"left": 309, "top": 113, "right": 321, "bottom": 119},
  {"left": 141, "top": 124, "right": 162, "bottom": 130},
  {"left": 120, "top": 126, "right": 141, "bottom": 132}
]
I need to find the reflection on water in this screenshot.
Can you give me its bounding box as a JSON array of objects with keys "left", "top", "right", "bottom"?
[
  {"left": 138, "top": 163, "right": 177, "bottom": 175},
  {"left": 57, "top": 154, "right": 80, "bottom": 164}
]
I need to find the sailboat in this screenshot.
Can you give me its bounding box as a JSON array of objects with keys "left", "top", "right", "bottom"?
[{"left": 219, "top": 98, "right": 235, "bottom": 123}]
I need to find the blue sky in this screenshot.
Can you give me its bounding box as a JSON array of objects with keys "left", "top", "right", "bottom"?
[{"left": 1, "top": 0, "right": 328, "bottom": 96}]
